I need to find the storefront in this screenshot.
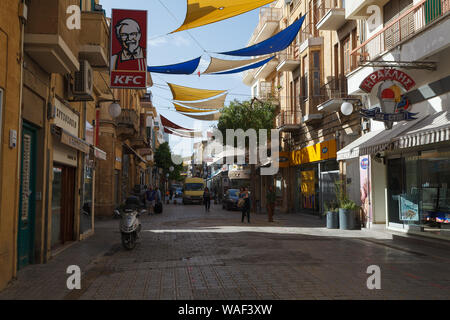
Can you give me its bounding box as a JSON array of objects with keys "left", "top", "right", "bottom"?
[
  {"left": 291, "top": 140, "right": 339, "bottom": 216},
  {"left": 50, "top": 99, "right": 89, "bottom": 249}
]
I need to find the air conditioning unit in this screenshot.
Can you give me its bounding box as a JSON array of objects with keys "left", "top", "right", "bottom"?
[{"left": 73, "top": 60, "right": 94, "bottom": 101}]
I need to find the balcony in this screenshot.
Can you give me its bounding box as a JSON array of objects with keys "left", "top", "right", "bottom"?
[
  {"left": 24, "top": 0, "right": 80, "bottom": 74},
  {"left": 316, "top": 0, "right": 346, "bottom": 31},
  {"left": 299, "top": 24, "right": 323, "bottom": 54},
  {"left": 131, "top": 113, "right": 150, "bottom": 149},
  {"left": 79, "top": 11, "right": 110, "bottom": 69},
  {"left": 254, "top": 56, "right": 279, "bottom": 80},
  {"left": 116, "top": 109, "right": 139, "bottom": 139},
  {"left": 248, "top": 7, "right": 282, "bottom": 45},
  {"left": 276, "top": 110, "right": 302, "bottom": 131},
  {"left": 317, "top": 76, "right": 349, "bottom": 112},
  {"left": 276, "top": 45, "right": 300, "bottom": 72},
  {"left": 258, "top": 81, "right": 279, "bottom": 102},
  {"left": 351, "top": 0, "right": 450, "bottom": 63},
  {"left": 345, "top": 0, "right": 391, "bottom": 20}
]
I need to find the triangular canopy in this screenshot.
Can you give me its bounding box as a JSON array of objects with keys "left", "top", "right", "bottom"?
[
  {"left": 174, "top": 102, "right": 216, "bottom": 113},
  {"left": 181, "top": 111, "right": 221, "bottom": 121},
  {"left": 218, "top": 15, "right": 305, "bottom": 56},
  {"left": 174, "top": 93, "right": 227, "bottom": 109},
  {"left": 160, "top": 114, "right": 194, "bottom": 131},
  {"left": 168, "top": 83, "right": 227, "bottom": 101},
  {"left": 147, "top": 57, "right": 201, "bottom": 74},
  {"left": 164, "top": 127, "right": 194, "bottom": 138},
  {"left": 210, "top": 55, "right": 275, "bottom": 75},
  {"left": 204, "top": 56, "right": 271, "bottom": 74},
  {"left": 170, "top": 128, "right": 203, "bottom": 137},
  {"left": 172, "top": 0, "right": 275, "bottom": 33}
]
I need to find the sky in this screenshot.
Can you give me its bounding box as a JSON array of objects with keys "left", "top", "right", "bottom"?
[{"left": 100, "top": 0, "right": 263, "bottom": 157}]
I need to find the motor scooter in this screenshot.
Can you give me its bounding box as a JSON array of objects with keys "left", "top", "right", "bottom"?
[{"left": 114, "top": 196, "right": 146, "bottom": 250}]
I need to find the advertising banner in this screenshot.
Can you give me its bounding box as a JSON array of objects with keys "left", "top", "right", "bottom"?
[
  {"left": 360, "top": 156, "right": 372, "bottom": 225},
  {"left": 110, "top": 9, "right": 147, "bottom": 89}
]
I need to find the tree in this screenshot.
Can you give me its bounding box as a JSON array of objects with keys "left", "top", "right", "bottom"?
[
  {"left": 154, "top": 142, "right": 184, "bottom": 181},
  {"left": 215, "top": 98, "right": 277, "bottom": 212}
]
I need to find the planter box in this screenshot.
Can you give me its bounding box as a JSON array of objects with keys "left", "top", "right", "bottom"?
[
  {"left": 326, "top": 211, "right": 339, "bottom": 229},
  {"left": 339, "top": 208, "right": 355, "bottom": 230}
]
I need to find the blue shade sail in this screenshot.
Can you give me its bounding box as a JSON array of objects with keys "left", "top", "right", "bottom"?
[
  {"left": 147, "top": 56, "right": 201, "bottom": 74},
  {"left": 210, "top": 56, "right": 275, "bottom": 75},
  {"left": 217, "top": 15, "right": 305, "bottom": 57}
]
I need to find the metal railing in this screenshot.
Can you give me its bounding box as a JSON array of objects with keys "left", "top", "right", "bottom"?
[
  {"left": 316, "top": 0, "right": 345, "bottom": 23},
  {"left": 277, "top": 43, "right": 300, "bottom": 63},
  {"left": 352, "top": 0, "right": 450, "bottom": 63},
  {"left": 298, "top": 23, "right": 319, "bottom": 44},
  {"left": 277, "top": 110, "right": 302, "bottom": 127},
  {"left": 116, "top": 109, "right": 139, "bottom": 132},
  {"left": 258, "top": 81, "right": 278, "bottom": 101},
  {"left": 248, "top": 7, "right": 282, "bottom": 44},
  {"left": 320, "top": 76, "right": 348, "bottom": 101}
]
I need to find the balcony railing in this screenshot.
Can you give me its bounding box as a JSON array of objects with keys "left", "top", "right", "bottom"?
[
  {"left": 248, "top": 7, "right": 282, "bottom": 44},
  {"left": 352, "top": 0, "right": 450, "bottom": 63},
  {"left": 277, "top": 110, "right": 302, "bottom": 128},
  {"left": 116, "top": 109, "right": 139, "bottom": 133},
  {"left": 320, "top": 76, "right": 348, "bottom": 101},
  {"left": 298, "top": 23, "right": 320, "bottom": 44},
  {"left": 315, "top": 0, "right": 345, "bottom": 24},
  {"left": 258, "top": 81, "right": 277, "bottom": 101},
  {"left": 277, "top": 43, "right": 300, "bottom": 62}
]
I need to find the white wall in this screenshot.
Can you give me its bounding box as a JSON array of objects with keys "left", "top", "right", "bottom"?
[{"left": 370, "top": 155, "right": 387, "bottom": 224}]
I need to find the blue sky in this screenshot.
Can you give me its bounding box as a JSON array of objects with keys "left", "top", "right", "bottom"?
[{"left": 101, "top": 0, "right": 262, "bottom": 157}]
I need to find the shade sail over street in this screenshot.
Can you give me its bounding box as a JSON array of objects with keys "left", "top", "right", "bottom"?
[
  {"left": 174, "top": 102, "right": 216, "bottom": 113},
  {"left": 203, "top": 56, "right": 272, "bottom": 74},
  {"left": 172, "top": 0, "right": 275, "bottom": 33},
  {"left": 174, "top": 94, "right": 227, "bottom": 109},
  {"left": 147, "top": 57, "right": 201, "bottom": 74},
  {"left": 217, "top": 15, "right": 305, "bottom": 56},
  {"left": 160, "top": 114, "right": 194, "bottom": 131},
  {"left": 168, "top": 83, "right": 227, "bottom": 101},
  {"left": 180, "top": 111, "right": 221, "bottom": 121},
  {"left": 210, "top": 55, "right": 275, "bottom": 74}
]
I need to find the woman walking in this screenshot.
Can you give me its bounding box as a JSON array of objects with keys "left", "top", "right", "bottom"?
[
  {"left": 240, "top": 187, "right": 251, "bottom": 223},
  {"left": 203, "top": 187, "right": 211, "bottom": 212}
]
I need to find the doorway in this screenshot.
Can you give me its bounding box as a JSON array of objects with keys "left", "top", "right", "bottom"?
[
  {"left": 51, "top": 164, "right": 76, "bottom": 248},
  {"left": 17, "top": 122, "right": 37, "bottom": 269}
]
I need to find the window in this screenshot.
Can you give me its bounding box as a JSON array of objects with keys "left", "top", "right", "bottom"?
[
  {"left": 301, "top": 55, "right": 308, "bottom": 101},
  {"left": 0, "top": 88, "right": 3, "bottom": 160},
  {"left": 312, "top": 51, "right": 320, "bottom": 96},
  {"left": 343, "top": 35, "right": 351, "bottom": 74}
]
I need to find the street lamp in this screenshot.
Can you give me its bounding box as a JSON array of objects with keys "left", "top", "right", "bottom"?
[
  {"left": 108, "top": 102, "right": 122, "bottom": 118},
  {"left": 340, "top": 101, "right": 354, "bottom": 116}
]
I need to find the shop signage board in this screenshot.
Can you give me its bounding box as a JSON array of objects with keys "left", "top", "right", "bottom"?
[
  {"left": 110, "top": 9, "right": 148, "bottom": 89},
  {"left": 60, "top": 130, "right": 90, "bottom": 154},
  {"left": 54, "top": 99, "right": 79, "bottom": 136},
  {"left": 399, "top": 195, "right": 419, "bottom": 221},
  {"left": 290, "top": 140, "right": 337, "bottom": 167},
  {"left": 359, "top": 68, "right": 418, "bottom": 125}
]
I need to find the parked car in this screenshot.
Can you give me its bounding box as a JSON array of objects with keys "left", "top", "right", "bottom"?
[{"left": 222, "top": 189, "right": 240, "bottom": 211}]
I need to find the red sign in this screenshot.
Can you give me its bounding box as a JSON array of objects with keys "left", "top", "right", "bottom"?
[
  {"left": 360, "top": 69, "right": 415, "bottom": 93},
  {"left": 110, "top": 9, "right": 147, "bottom": 89}
]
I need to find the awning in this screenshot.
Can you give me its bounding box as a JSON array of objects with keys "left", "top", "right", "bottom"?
[
  {"left": 123, "top": 143, "right": 147, "bottom": 164},
  {"left": 392, "top": 111, "right": 450, "bottom": 149},
  {"left": 93, "top": 146, "right": 107, "bottom": 160},
  {"left": 337, "top": 130, "right": 381, "bottom": 161}
]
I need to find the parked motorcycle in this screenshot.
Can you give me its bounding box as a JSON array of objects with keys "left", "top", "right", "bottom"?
[{"left": 114, "top": 196, "right": 146, "bottom": 250}]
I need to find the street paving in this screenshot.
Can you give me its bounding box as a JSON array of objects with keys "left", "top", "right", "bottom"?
[{"left": 1, "top": 199, "right": 449, "bottom": 300}]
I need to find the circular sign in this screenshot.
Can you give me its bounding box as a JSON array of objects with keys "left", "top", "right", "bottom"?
[
  {"left": 322, "top": 147, "right": 328, "bottom": 154},
  {"left": 361, "top": 158, "right": 369, "bottom": 170}
]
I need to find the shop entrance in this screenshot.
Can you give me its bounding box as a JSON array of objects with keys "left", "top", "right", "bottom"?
[
  {"left": 51, "top": 165, "right": 76, "bottom": 248},
  {"left": 17, "top": 122, "right": 37, "bottom": 269}
]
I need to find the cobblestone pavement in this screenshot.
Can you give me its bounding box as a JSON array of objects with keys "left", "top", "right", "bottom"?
[{"left": 1, "top": 200, "right": 449, "bottom": 300}]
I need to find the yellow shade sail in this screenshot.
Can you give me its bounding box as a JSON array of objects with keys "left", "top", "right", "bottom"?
[
  {"left": 174, "top": 103, "right": 216, "bottom": 113},
  {"left": 175, "top": 94, "right": 227, "bottom": 109},
  {"left": 168, "top": 83, "right": 227, "bottom": 102},
  {"left": 181, "top": 111, "right": 222, "bottom": 121},
  {"left": 204, "top": 56, "right": 271, "bottom": 74},
  {"left": 173, "top": 0, "right": 275, "bottom": 33}
]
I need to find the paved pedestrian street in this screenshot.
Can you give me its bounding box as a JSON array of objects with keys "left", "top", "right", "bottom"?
[{"left": 1, "top": 202, "right": 449, "bottom": 300}]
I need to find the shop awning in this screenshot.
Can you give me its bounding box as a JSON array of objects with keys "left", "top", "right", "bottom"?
[
  {"left": 392, "top": 111, "right": 450, "bottom": 149},
  {"left": 337, "top": 130, "right": 384, "bottom": 161},
  {"left": 123, "top": 143, "right": 147, "bottom": 164}
]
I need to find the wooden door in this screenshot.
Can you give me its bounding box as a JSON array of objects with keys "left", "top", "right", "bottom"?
[{"left": 61, "top": 166, "right": 76, "bottom": 243}]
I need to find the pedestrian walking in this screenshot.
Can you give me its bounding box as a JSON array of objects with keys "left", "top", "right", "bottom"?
[
  {"left": 266, "top": 185, "right": 276, "bottom": 222},
  {"left": 239, "top": 187, "right": 250, "bottom": 223},
  {"left": 203, "top": 187, "right": 211, "bottom": 212},
  {"left": 154, "top": 186, "right": 163, "bottom": 214}
]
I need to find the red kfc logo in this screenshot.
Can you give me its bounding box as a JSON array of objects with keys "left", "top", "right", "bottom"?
[{"left": 110, "top": 9, "right": 147, "bottom": 89}]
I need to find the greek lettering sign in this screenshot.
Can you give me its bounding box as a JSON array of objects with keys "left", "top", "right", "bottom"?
[
  {"left": 360, "top": 69, "right": 415, "bottom": 93},
  {"left": 110, "top": 9, "right": 148, "bottom": 89}
]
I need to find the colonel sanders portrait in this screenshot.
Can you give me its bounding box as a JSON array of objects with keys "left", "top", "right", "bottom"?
[{"left": 111, "top": 18, "right": 146, "bottom": 71}]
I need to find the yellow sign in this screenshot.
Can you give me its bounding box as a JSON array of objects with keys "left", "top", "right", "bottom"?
[
  {"left": 278, "top": 152, "right": 291, "bottom": 168},
  {"left": 290, "top": 140, "right": 337, "bottom": 166}
]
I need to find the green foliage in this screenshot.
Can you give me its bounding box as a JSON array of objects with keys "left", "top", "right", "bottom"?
[
  {"left": 323, "top": 200, "right": 339, "bottom": 214},
  {"left": 334, "top": 181, "right": 360, "bottom": 211},
  {"left": 216, "top": 99, "right": 276, "bottom": 146},
  {"left": 154, "top": 142, "right": 183, "bottom": 181}
]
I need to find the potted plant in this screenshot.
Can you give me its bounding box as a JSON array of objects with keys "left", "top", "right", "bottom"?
[
  {"left": 324, "top": 201, "right": 339, "bottom": 229},
  {"left": 335, "top": 181, "right": 360, "bottom": 230}
]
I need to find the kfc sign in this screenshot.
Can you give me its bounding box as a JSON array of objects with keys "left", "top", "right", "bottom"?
[{"left": 110, "top": 9, "right": 147, "bottom": 89}]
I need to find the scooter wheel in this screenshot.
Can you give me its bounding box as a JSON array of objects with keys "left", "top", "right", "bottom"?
[{"left": 121, "top": 233, "right": 136, "bottom": 250}]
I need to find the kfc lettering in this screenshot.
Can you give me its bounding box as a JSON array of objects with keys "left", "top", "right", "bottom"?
[{"left": 360, "top": 69, "right": 415, "bottom": 93}]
